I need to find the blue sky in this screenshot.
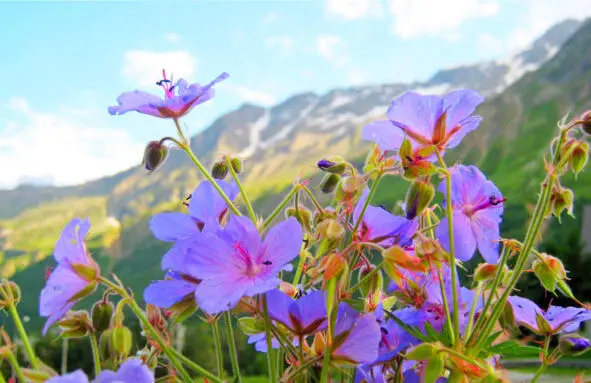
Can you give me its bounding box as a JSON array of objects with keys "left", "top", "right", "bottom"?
[{"left": 0, "top": 0, "right": 589, "bottom": 189}]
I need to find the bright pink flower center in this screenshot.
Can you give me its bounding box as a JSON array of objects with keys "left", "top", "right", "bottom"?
[
  {"left": 233, "top": 242, "right": 263, "bottom": 277},
  {"left": 157, "top": 69, "right": 176, "bottom": 99},
  {"left": 464, "top": 195, "right": 506, "bottom": 216}
]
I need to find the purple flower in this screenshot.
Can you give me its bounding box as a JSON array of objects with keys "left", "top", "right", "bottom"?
[
  {"left": 318, "top": 159, "right": 336, "bottom": 170},
  {"left": 150, "top": 179, "right": 239, "bottom": 242},
  {"left": 355, "top": 365, "right": 390, "bottom": 383},
  {"left": 332, "top": 306, "right": 381, "bottom": 364},
  {"left": 353, "top": 189, "right": 415, "bottom": 247},
  {"left": 435, "top": 165, "right": 504, "bottom": 263},
  {"left": 264, "top": 289, "right": 327, "bottom": 336},
  {"left": 109, "top": 71, "right": 228, "bottom": 119},
  {"left": 144, "top": 270, "right": 199, "bottom": 309},
  {"left": 95, "top": 358, "right": 154, "bottom": 383},
  {"left": 46, "top": 370, "right": 89, "bottom": 383},
  {"left": 376, "top": 307, "right": 423, "bottom": 363},
  {"left": 362, "top": 90, "right": 483, "bottom": 155},
  {"left": 163, "top": 216, "right": 302, "bottom": 314},
  {"left": 40, "top": 218, "right": 99, "bottom": 335},
  {"left": 508, "top": 296, "right": 591, "bottom": 335}
]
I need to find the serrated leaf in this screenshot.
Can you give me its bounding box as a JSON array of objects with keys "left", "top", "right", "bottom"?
[{"left": 488, "top": 340, "right": 543, "bottom": 357}]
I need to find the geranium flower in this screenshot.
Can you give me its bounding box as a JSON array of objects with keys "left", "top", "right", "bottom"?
[
  {"left": 264, "top": 289, "right": 327, "bottom": 336},
  {"left": 435, "top": 165, "right": 504, "bottom": 263},
  {"left": 332, "top": 305, "right": 381, "bottom": 364},
  {"left": 46, "top": 370, "right": 88, "bottom": 383},
  {"left": 109, "top": 70, "right": 228, "bottom": 119},
  {"left": 362, "top": 90, "right": 484, "bottom": 156},
  {"left": 95, "top": 358, "right": 154, "bottom": 383},
  {"left": 40, "top": 218, "right": 99, "bottom": 335},
  {"left": 508, "top": 296, "right": 591, "bottom": 335}
]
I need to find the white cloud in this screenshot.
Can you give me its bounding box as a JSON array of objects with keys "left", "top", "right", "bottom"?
[
  {"left": 164, "top": 32, "right": 182, "bottom": 43},
  {"left": 0, "top": 98, "right": 143, "bottom": 189},
  {"left": 316, "top": 35, "right": 349, "bottom": 68},
  {"left": 223, "top": 84, "right": 277, "bottom": 106},
  {"left": 505, "top": 0, "right": 591, "bottom": 52},
  {"left": 262, "top": 11, "right": 281, "bottom": 24},
  {"left": 122, "top": 50, "right": 196, "bottom": 86},
  {"left": 346, "top": 68, "right": 368, "bottom": 85},
  {"left": 265, "top": 36, "right": 295, "bottom": 56},
  {"left": 477, "top": 32, "right": 504, "bottom": 56},
  {"left": 389, "top": 0, "right": 500, "bottom": 39},
  {"left": 326, "top": 0, "right": 383, "bottom": 20}
]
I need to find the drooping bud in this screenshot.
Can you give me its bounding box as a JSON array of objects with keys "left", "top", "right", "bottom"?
[
  {"left": 147, "top": 304, "right": 166, "bottom": 330},
  {"left": 532, "top": 253, "right": 567, "bottom": 293},
  {"left": 404, "top": 180, "right": 435, "bottom": 220},
  {"left": 211, "top": 159, "right": 229, "bottom": 179},
  {"left": 143, "top": 141, "right": 168, "bottom": 173},
  {"left": 559, "top": 334, "right": 591, "bottom": 356},
  {"left": 285, "top": 206, "right": 313, "bottom": 232},
  {"left": 580, "top": 110, "right": 591, "bottom": 135},
  {"left": 547, "top": 185, "right": 574, "bottom": 220},
  {"left": 320, "top": 173, "right": 340, "bottom": 194},
  {"left": 406, "top": 342, "right": 439, "bottom": 360},
  {"left": 230, "top": 157, "right": 243, "bottom": 174},
  {"left": 317, "top": 219, "right": 345, "bottom": 241},
  {"left": 91, "top": 300, "right": 114, "bottom": 333},
  {"left": 337, "top": 175, "right": 365, "bottom": 201},
  {"left": 570, "top": 140, "right": 589, "bottom": 176},
  {"left": 473, "top": 263, "right": 499, "bottom": 283},
  {"left": 0, "top": 280, "right": 21, "bottom": 308},
  {"left": 58, "top": 310, "right": 92, "bottom": 339},
  {"left": 109, "top": 326, "right": 133, "bottom": 358},
  {"left": 238, "top": 317, "right": 266, "bottom": 336},
  {"left": 313, "top": 208, "right": 337, "bottom": 225},
  {"left": 317, "top": 157, "right": 348, "bottom": 175}
]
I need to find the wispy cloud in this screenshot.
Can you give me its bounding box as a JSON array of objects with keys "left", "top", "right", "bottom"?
[
  {"left": 122, "top": 50, "right": 197, "bottom": 86},
  {"left": 223, "top": 84, "right": 277, "bottom": 106},
  {"left": 326, "top": 0, "right": 383, "bottom": 20},
  {"left": 316, "top": 35, "right": 349, "bottom": 68},
  {"left": 1, "top": 98, "right": 143, "bottom": 188},
  {"left": 389, "top": 0, "right": 499, "bottom": 39},
  {"left": 164, "top": 32, "right": 182, "bottom": 43}
]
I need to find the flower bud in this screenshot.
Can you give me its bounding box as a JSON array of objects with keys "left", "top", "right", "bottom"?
[
  {"left": 322, "top": 253, "right": 347, "bottom": 280},
  {"left": 109, "top": 326, "right": 133, "bottom": 358},
  {"left": 559, "top": 334, "right": 591, "bottom": 356},
  {"left": 547, "top": 185, "right": 574, "bottom": 220},
  {"left": 147, "top": 304, "right": 166, "bottom": 330},
  {"left": 533, "top": 253, "right": 567, "bottom": 293},
  {"left": 58, "top": 310, "right": 92, "bottom": 339},
  {"left": 383, "top": 246, "right": 426, "bottom": 272},
  {"left": 285, "top": 207, "right": 312, "bottom": 232},
  {"left": 317, "top": 157, "right": 348, "bottom": 175},
  {"left": 91, "top": 300, "right": 114, "bottom": 333},
  {"left": 167, "top": 297, "right": 197, "bottom": 324},
  {"left": 313, "top": 208, "right": 337, "bottom": 225},
  {"left": 473, "top": 263, "right": 499, "bottom": 283},
  {"left": 358, "top": 263, "right": 383, "bottom": 297},
  {"left": 0, "top": 280, "right": 21, "bottom": 308},
  {"left": 143, "top": 141, "right": 168, "bottom": 173},
  {"left": 581, "top": 110, "right": 591, "bottom": 135},
  {"left": 317, "top": 219, "right": 345, "bottom": 241},
  {"left": 311, "top": 333, "right": 326, "bottom": 357},
  {"left": 338, "top": 175, "right": 365, "bottom": 195},
  {"left": 230, "top": 157, "right": 243, "bottom": 174},
  {"left": 406, "top": 343, "right": 439, "bottom": 361},
  {"left": 535, "top": 312, "right": 553, "bottom": 336},
  {"left": 238, "top": 317, "right": 266, "bottom": 335},
  {"left": 320, "top": 174, "right": 340, "bottom": 194},
  {"left": 570, "top": 140, "right": 589, "bottom": 176},
  {"left": 211, "top": 160, "right": 229, "bottom": 179},
  {"left": 404, "top": 180, "right": 435, "bottom": 220}
]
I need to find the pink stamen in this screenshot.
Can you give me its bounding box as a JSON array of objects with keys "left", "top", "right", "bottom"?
[{"left": 465, "top": 196, "right": 506, "bottom": 216}]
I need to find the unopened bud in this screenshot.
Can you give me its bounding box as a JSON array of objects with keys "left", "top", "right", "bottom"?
[
  {"left": 109, "top": 326, "right": 133, "bottom": 358},
  {"left": 322, "top": 253, "right": 347, "bottom": 280},
  {"left": 547, "top": 186, "right": 574, "bottom": 220},
  {"left": 406, "top": 342, "right": 439, "bottom": 361},
  {"left": 383, "top": 246, "right": 426, "bottom": 272},
  {"left": 211, "top": 160, "right": 229, "bottom": 179},
  {"left": 581, "top": 111, "right": 591, "bottom": 135},
  {"left": 311, "top": 333, "right": 326, "bottom": 357},
  {"left": 317, "top": 157, "right": 348, "bottom": 175},
  {"left": 147, "top": 304, "right": 166, "bottom": 330},
  {"left": 167, "top": 297, "right": 197, "bottom": 324},
  {"left": 313, "top": 208, "right": 336, "bottom": 225},
  {"left": 0, "top": 280, "right": 21, "bottom": 307},
  {"left": 405, "top": 180, "right": 435, "bottom": 220},
  {"left": 58, "top": 310, "right": 92, "bottom": 339},
  {"left": 91, "top": 300, "right": 114, "bottom": 333},
  {"left": 317, "top": 219, "right": 345, "bottom": 241},
  {"left": 474, "top": 263, "right": 499, "bottom": 283},
  {"left": 143, "top": 141, "right": 168, "bottom": 173},
  {"left": 570, "top": 141, "right": 588, "bottom": 176},
  {"left": 238, "top": 317, "right": 266, "bottom": 335},
  {"left": 559, "top": 334, "right": 591, "bottom": 356},
  {"left": 320, "top": 174, "right": 340, "bottom": 194},
  {"left": 533, "top": 253, "right": 567, "bottom": 293},
  {"left": 230, "top": 157, "right": 243, "bottom": 174},
  {"left": 358, "top": 263, "right": 382, "bottom": 297},
  {"left": 339, "top": 175, "right": 365, "bottom": 195},
  {"left": 285, "top": 207, "right": 313, "bottom": 231}
]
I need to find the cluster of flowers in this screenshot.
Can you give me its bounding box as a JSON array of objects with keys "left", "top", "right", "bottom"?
[{"left": 4, "top": 69, "right": 588, "bottom": 383}]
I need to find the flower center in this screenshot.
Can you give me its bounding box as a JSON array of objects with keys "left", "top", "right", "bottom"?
[
  {"left": 156, "top": 69, "right": 176, "bottom": 99},
  {"left": 233, "top": 242, "right": 261, "bottom": 277},
  {"left": 464, "top": 195, "right": 506, "bottom": 216}
]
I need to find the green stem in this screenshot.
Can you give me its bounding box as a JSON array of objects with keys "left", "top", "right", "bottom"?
[
  {"left": 211, "top": 320, "right": 224, "bottom": 378},
  {"left": 169, "top": 126, "right": 241, "bottom": 216},
  {"left": 531, "top": 338, "right": 550, "bottom": 383},
  {"left": 530, "top": 365, "right": 547, "bottom": 383},
  {"left": 263, "top": 185, "right": 300, "bottom": 229},
  {"left": 473, "top": 175, "right": 555, "bottom": 348},
  {"left": 284, "top": 356, "right": 323, "bottom": 382},
  {"left": 168, "top": 348, "right": 224, "bottom": 383},
  {"left": 6, "top": 351, "right": 26, "bottom": 383},
  {"left": 436, "top": 151, "right": 461, "bottom": 345},
  {"left": 90, "top": 333, "right": 102, "bottom": 377},
  {"left": 464, "top": 283, "right": 483, "bottom": 341},
  {"left": 437, "top": 267, "right": 456, "bottom": 343},
  {"left": 226, "top": 156, "right": 256, "bottom": 223},
  {"left": 302, "top": 185, "right": 324, "bottom": 213},
  {"left": 0, "top": 369, "right": 5, "bottom": 383},
  {"left": 224, "top": 311, "right": 242, "bottom": 383},
  {"left": 440, "top": 347, "right": 492, "bottom": 374},
  {"left": 292, "top": 241, "right": 307, "bottom": 287},
  {"left": 348, "top": 262, "right": 382, "bottom": 293},
  {"left": 6, "top": 302, "right": 39, "bottom": 369},
  {"left": 262, "top": 297, "right": 278, "bottom": 383},
  {"left": 351, "top": 172, "right": 383, "bottom": 236},
  {"left": 61, "top": 338, "right": 68, "bottom": 375},
  {"left": 319, "top": 346, "right": 332, "bottom": 383}
]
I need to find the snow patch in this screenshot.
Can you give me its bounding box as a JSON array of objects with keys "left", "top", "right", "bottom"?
[
  {"left": 237, "top": 111, "right": 270, "bottom": 158},
  {"left": 411, "top": 83, "right": 451, "bottom": 95}
]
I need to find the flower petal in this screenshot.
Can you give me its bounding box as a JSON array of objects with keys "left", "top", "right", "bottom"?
[
  {"left": 471, "top": 210, "right": 501, "bottom": 263},
  {"left": 260, "top": 217, "right": 303, "bottom": 271},
  {"left": 144, "top": 279, "right": 196, "bottom": 308},
  {"left": 149, "top": 212, "right": 198, "bottom": 242},
  {"left": 436, "top": 211, "right": 477, "bottom": 261},
  {"left": 188, "top": 180, "right": 239, "bottom": 228},
  {"left": 54, "top": 218, "right": 91, "bottom": 265},
  {"left": 361, "top": 120, "right": 405, "bottom": 151},
  {"left": 46, "top": 370, "right": 89, "bottom": 383},
  {"left": 333, "top": 313, "right": 381, "bottom": 364},
  {"left": 194, "top": 277, "right": 248, "bottom": 314}
]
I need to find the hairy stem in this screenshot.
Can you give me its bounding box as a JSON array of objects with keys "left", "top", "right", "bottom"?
[
  {"left": 263, "top": 185, "right": 300, "bottom": 229},
  {"left": 224, "top": 311, "right": 242, "bottom": 383},
  {"left": 90, "top": 333, "right": 102, "bottom": 377},
  {"left": 6, "top": 351, "right": 26, "bottom": 383},
  {"left": 262, "top": 297, "right": 278, "bottom": 383},
  {"left": 211, "top": 320, "right": 224, "bottom": 378},
  {"left": 351, "top": 172, "right": 383, "bottom": 236},
  {"left": 226, "top": 156, "right": 256, "bottom": 223},
  {"left": 6, "top": 301, "right": 39, "bottom": 369}
]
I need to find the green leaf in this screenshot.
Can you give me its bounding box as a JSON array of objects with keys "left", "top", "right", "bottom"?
[
  {"left": 488, "top": 340, "right": 543, "bottom": 357},
  {"left": 482, "top": 331, "right": 504, "bottom": 349},
  {"left": 238, "top": 317, "right": 265, "bottom": 335},
  {"left": 424, "top": 322, "right": 441, "bottom": 342},
  {"left": 424, "top": 354, "right": 445, "bottom": 383}
]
